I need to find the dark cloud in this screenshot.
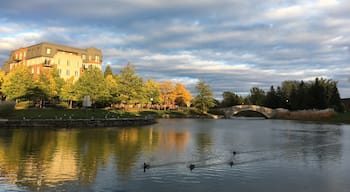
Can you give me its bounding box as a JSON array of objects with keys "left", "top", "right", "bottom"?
[{"left": 1, "top": 0, "right": 350, "bottom": 98}]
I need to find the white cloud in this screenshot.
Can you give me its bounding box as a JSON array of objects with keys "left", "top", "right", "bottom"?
[{"left": 2, "top": 0, "right": 350, "bottom": 98}]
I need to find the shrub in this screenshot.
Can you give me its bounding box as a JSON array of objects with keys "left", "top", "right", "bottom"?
[{"left": 0, "top": 101, "right": 16, "bottom": 117}]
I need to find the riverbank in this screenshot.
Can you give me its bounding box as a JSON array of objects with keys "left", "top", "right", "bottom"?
[
  {"left": 0, "top": 117, "right": 157, "bottom": 128},
  {"left": 274, "top": 111, "right": 350, "bottom": 124}
]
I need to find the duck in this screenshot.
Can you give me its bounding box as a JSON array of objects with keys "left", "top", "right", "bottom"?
[
  {"left": 233, "top": 151, "right": 237, "bottom": 155},
  {"left": 143, "top": 162, "right": 150, "bottom": 172},
  {"left": 189, "top": 164, "right": 195, "bottom": 171},
  {"left": 229, "top": 161, "right": 234, "bottom": 167}
]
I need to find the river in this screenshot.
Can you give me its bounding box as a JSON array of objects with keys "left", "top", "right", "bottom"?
[{"left": 0, "top": 119, "right": 349, "bottom": 191}]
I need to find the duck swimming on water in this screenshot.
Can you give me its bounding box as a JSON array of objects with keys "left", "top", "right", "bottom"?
[
  {"left": 189, "top": 164, "right": 195, "bottom": 171},
  {"left": 229, "top": 161, "right": 234, "bottom": 167},
  {"left": 143, "top": 163, "right": 150, "bottom": 172}
]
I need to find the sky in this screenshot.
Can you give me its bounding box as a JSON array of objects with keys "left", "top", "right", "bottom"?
[{"left": 1, "top": 0, "right": 350, "bottom": 99}]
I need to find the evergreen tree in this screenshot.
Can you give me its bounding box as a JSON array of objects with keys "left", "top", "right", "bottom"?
[
  {"left": 104, "top": 65, "right": 113, "bottom": 77},
  {"left": 264, "top": 86, "right": 279, "bottom": 108}
]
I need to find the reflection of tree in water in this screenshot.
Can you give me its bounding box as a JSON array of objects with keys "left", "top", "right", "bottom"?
[
  {"left": 195, "top": 131, "right": 213, "bottom": 158},
  {"left": 113, "top": 127, "right": 158, "bottom": 178},
  {"left": 0, "top": 127, "right": 161, "bottom": 189},
  {"left": 0, "top": 128, "right": 57, "bottom": 191},
  {"left": 76, "top": 128, "right": 113, "bottom": 185},
  {"left": 277, "top": 124, "right": 343, "bottom": 167}
]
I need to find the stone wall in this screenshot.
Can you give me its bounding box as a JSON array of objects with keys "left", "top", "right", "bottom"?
[{"left": 0, "top": 117, "right": 156, "bottom": 128}]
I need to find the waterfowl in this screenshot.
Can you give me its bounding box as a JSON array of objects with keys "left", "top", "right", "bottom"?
[
  {"left": 229, "top": 161, "right": 234, "bottom": 167},
  {"left": 189, "top": 164, "right": 195, "bottom": 171},
  {"left": 233, "top": 151, "right": 237, "bottom": 155},
  {"left": 143, "top": 163, "right": 150, "bottom": 172}
]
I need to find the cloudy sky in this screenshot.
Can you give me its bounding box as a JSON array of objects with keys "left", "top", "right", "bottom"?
[{"left": 1, "top": 0, "right": 350, "bottom": 98}]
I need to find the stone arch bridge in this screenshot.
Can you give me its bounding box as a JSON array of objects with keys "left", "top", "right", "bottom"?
[{"left": 221, "top": 105, "right": 276, "bottom": 119}]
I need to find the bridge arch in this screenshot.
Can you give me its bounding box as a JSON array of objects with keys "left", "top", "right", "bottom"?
[{"left": 222, "top": 105, "right": 276, "bottom": 119}]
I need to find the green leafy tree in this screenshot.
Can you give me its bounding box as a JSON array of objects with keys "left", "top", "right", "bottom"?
[
  {"left": 221, "top": 91, "right": 243, "bottom": 107},
  {"left": 0, "top": 70, "right": 5, "bottom": 100},
  {"left": 143, "top": 79, "right": 161, "bottom": 105},
  {"left": 247, "top": 87, "right": 266, "bottom": 105},
  {"left": 60, "top": 77, "right": 77, "bottom": 108},
  {"left": 2, "top": 66, "right": 35, "bottom": 100},
  {"left": 37, "top": 71, "right": 57, "bottom": 99},
  {"left": 74, "top": 67, "right": 108, "bottom": 105},
  {"left": 104, "top": 65, "right": 113, "bottom": 77},
  {"left": 51, "top": 68, "right": 65, "bottom": 98},
  {"left": 118, "top": 63, "right": 144, "bottom": 106},
  {"left": 193, "top": 80, "right": 216, "bottom": 113},
  {"left": 105, "top": 74, "right": 119, "bottom": 104}
]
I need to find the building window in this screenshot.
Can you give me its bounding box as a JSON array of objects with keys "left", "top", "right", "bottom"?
[
  {"left": 15, "top": 53, "right": 18, "bottom": 60},
  {"left": 37, "top": 68, "right": 40, "bottom": 74},
  {"left": 32, "top": 68, "right": 34, "bottom": 74},
  {"left": 95, "top": 56, "right": 99, "bottom": 62},
  {"left": 19, "top": 53, "right": 22, "bottom": 59},
  {"left": 67, "top": 60, "right": 70, "bottom": 66},
  {"left": 77, "top": 61, "right": 79, "bottom": 67},
  {"left": 58, "top": 58, "right": 61, "bottom": 65},
  {"left": 66, "top": 70, "right": 70, "bottom": 76},
  {"left": 88, "top": 56, "right": 92, "bottom": 61},
  {"left": 75, "top": 71, "right": 79, "bottom": 77},
  {"left": 82, "top": 54, "right": 86, "bottom": 60},
  {"left": 24, "top": 52, "right": 26, "bottom": 58},
  {"left": 46, "top": 48, "right": 51, "bottom": 54},
  {"left": 58, "top": 68, "right": 62, "bottom": 75}
]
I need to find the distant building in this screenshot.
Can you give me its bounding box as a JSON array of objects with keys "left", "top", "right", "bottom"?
[{"left": 2, "top": 42, "right": 103, "bottom": 81}]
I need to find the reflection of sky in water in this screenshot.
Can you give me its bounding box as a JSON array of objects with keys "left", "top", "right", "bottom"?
[{"left": 0, "top": 119, "right": 349, "bottom": 191}]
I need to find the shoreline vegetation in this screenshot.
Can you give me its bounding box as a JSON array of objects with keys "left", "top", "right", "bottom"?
[{"left": 1, "top": 103, "right": 350, "bottom": 126}]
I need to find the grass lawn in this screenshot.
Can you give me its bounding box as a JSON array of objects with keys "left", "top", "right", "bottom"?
[{"left": 1, "top": 108, "right": 192, "bottom": 120}]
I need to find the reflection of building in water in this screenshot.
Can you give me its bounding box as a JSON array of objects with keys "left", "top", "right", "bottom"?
[
  {"left": 0, "top": 131, "right": 78, "bottom": 190},
  {"left": 42, "top": 132, "right": 78, "bottom": 184}
]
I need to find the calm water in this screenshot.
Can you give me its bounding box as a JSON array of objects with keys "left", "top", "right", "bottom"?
[{"left": 0, "top": 119, "right": 350, "bottom": 192}]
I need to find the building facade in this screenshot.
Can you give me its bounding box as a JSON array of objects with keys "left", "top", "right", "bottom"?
[{"left": 2, "top": 42, "right": 103, "bottom": 81}]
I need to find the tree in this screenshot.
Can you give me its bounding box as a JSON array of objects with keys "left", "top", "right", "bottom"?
[
  {"left": 0, "top": 70, "right": 5, "bottom": 100},
  {"left": 104, "top": 65, "right": 113, "bottom": 77},
  {"left": 37, "top": 71, "right": 57, "bottom": 99},
  {"left": 104, "top": 74, "right": 119, "bottom": 104},
  {"left": 60, "top": 77, "right": 77, "bottom": 108},
  {"left": 2, "top": 66, "right": 35, "bottom": 100},
  {"left": 174, "top": 83, "right": 192, "bottom": 107},
  {"left": 158, "top": 80, "right": 175, "bottom": 110},
  {"left": 221, "top": 91, "right": 243, "bottom": 107},
  {"left": 264, "top": 86, "right": 279, "bottom": 108},
  {"left": 74, "top": 67, "right": 108, "bottom": 104},
  {"left": 247, "top": 87, "right": 266, "bottom": 105},
  {"left": 143, "top": 79, "right": 161, "bottom": 106},
  {"left": 118, "top": 63, "right": 144, "bottom": 106},
  {"left": 192, "top": 80, "right": 216, "bottom": 113},
  {"left": 51, "top": 68, "right": 65, "bottom": 98},
  {"left": 309, "top": 78, "right": 327, "bottom": 109}
]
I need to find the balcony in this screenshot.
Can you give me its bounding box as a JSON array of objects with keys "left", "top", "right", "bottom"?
[{"left": 43, "top": 60, "right": 53, "bottom": 67}]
